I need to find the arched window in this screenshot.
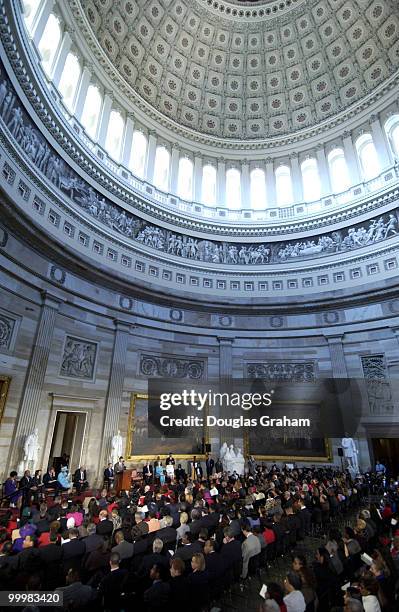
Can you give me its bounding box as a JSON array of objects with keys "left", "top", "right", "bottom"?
[
  {"left": 328, "top": 148, "right": 350, "bottom": 193},
  {"left": 105, "top": 110, "right": 124, "bottom": 161},
  {"left": 226, "top": 168, "right": 241, "bottom": 209},
  {"left": 81, "top": 84, "right": 102, "bottom": 139},
  {"left": 356, "top": 133, "right": 380, "bottom": 180},
  {"left": 201, "top": 164, "right": 216, "bottom": 205},
  {"left": 22, "top": 0, "right": 41, "bottom": 32},
  {"left": 177, "top": 158, "right": 193, "bottom": 200},
  {"left": 250, "top": 168, "right": 267, "bottom": 209},
  {"left": 385, "top": 115, "right": 399, "bottom": 158},
  {"left": 58, "top": 53, "right": 81, "bottom": 111},
  {"left": 129, "top": 131, "right": 147, "bottom": 177},
  {"left": 275, "top": 165, "right": 293, "bottom": 206},
  {"left": 154, "top": 146, "right": 170, "bottom": 191},
  {"left": 301, "top": 158, "right": 321, "bottom": 201},
  {"left": 38, "top": 13, "right": 61, "bottom": 76}
]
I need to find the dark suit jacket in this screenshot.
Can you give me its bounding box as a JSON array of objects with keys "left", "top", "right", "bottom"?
[
  {"left": 174, "top": 541, "right": 202, "bottom": 562},
  {"left": 39, "top": 543, "right": 63, "bottom": 565},
  {"left": 144, "top": 580, "right": 170, "bottom": 612},
  {"left": 143, "top": 464, "right": 153, "bottom": 476},
  {"left": 62, "top": 538, "right": 86, "bottom": 567},
  {"left": 152, "top": 526, "right": 177, "bottom": 546},
  {"left": 169, "top": 575, "right": 189, "bottom": 607},
  {"left": 220, "top": 539, "right": 243, "bottom": 567},
  {"left": 84, "top": 533, "right": 105, "bottom": 553},
  {"left": 206, "top": 459, "right": 215, "bottom": 474},
  {"left": 205, "top": 551, "right": 225, "bottom": 579},
  {"left": 139, "top": 552, "right": 170, "bottom": 576},
  {"left": 104, "top": 467, "right": 114, "bottom": 481},
  {"left": 43, "top": 473, "right": 58, "bottom": 488},
  {"left": 73, "top": 469, "right": 87, "bottom": 484},
  {"left": 112, "top": 540, "right": 134, "bottom": 560},
  {"left": 99, "top": 567, "right": 128, "bottom": 609},
  {"left": 96, "top": 519, "right": 114, "bottom": 537}
]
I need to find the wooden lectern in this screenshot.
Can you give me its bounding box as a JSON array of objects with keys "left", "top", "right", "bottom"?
[{"left": 115, "top": 469, "right": 132, "bottom": 494}]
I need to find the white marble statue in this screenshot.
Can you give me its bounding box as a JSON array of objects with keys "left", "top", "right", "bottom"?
[
  {"left": 341, "top": 436, "right": 359, "bottom": 473},
  {"left": 234, "top": 448, "right": 245, "bottom": 476},
  {"left": 21, "top": 428, "right": 40, "bottom": 472},
  {"left": 111, "top": 430, "right": 123, "bottom": 466},
  {"left": 220, "top": 443, "right": 228, "bottom": 470}
]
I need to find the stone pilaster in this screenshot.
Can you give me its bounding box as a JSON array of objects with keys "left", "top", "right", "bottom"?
[
  {"left": 99, "top": 320, "right": 132, "bottom": 471},
  {"left": 11, "top": 292, "right": 62, "bottom": 468},
  {"left": 325, "top": 334, "right": 348, "bottom": 378},
  {"left": 218, "top": 337, "right": 234, "bottom": 446}
]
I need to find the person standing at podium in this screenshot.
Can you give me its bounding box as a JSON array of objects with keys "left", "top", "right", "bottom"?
[
  {"left": 114, "top": 456, "right": 126, "bottom": 474},
  {"left": 166, "top": 453, "right": 175, "bottom": 482},
  {"left": 143, "top": 460, "right": 153, "bottom": 484}
]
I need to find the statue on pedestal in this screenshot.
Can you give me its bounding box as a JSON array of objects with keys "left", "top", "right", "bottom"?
[
  {"left": 111, "top": 430, "right": 123, "bottom": 466},
  {"left": 219, "top": 443, "right": 245, "bottom": 476},
  {"left": 341, "top": 434, "right": 359, "bottom": 474}
]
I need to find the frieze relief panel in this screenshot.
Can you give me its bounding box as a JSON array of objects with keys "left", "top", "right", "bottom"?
[
  {"left": 247, "top": 362, "right": 315, "bottom": 382},
  {"left": 361, "top": 355, "right": 393, "bottom": 415},
  {"left": 1, "top": 57, "right": 399, "bottom": 268},
  {"left": 140, "top": 354, "right": 205, "bottom": 379},
  {"left": 59, "top": 336, "right": 98, "bottom": 381},
  {"left": 0, "top": 312, "right": 17, "bottom": 352}
]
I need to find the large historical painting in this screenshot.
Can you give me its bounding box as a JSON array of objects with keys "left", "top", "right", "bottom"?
[
  {"left": 127, "top": 393, "right": 208, "bottom": 460},
  {"left": 0, "top": 376, "right": 11, "bottom": 422},
  {"left": 245, "top": 401, "right": 331, "bottom": 462}
]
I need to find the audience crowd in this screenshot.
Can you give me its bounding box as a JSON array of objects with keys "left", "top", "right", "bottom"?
[{"left": 0, "top": 461, "right": 398, "bottom": 612}]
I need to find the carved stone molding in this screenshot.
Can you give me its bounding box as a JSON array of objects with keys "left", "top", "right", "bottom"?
[
  {"left": 246, "top": 362, "right": 315, "bottom": 382},
  {"left": 139, "top": 354, "right": 204, "bottom": 379},
  {"left": 0, "top": 313, "right": 16, "bottom": 352}
]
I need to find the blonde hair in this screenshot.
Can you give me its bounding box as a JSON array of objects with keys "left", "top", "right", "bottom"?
[
  {"left": 180, "top": 512, "right": 188, "bottom": 524},
  {"left": 192, "top": 552, "right": 205, "bottom": 571}
]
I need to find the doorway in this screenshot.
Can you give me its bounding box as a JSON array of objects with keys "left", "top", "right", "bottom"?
[
  {"left": 371, "top": 438, "right": 399, "bottom": 476},
  {"left": 49, "top": 411, "right": 87, "bottom": 474}
]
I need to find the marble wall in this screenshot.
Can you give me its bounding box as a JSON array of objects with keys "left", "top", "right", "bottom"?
[{"left": 1, "top": 219, "right": 399, "bottom": 484}]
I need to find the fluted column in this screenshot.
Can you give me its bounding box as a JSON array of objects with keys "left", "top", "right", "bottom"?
[
  {"left": 74, "top": 64, "right": 92, "bottom": 121},
  {"left": 145, "top": 131, "right": 157, "bottom": 183},
  {"left": 121, "top": 115, "right": 135, "bottom": 167},
  {"left": 170, "top": 145, "right": 180, "bottom": 194},
  {"left": 241, "top": 160, "right": 251, "bottom": 209},
  {"left": 51, "top": 30, "right": 72, "bottom": 88},
  {"left": 217, "top": 158, "right": 226, "bottom": 207},
  {"left": 316, "top": 144, "right": 332, "bottom": 196},
  {"left": 100, "top": 321, "right": 132, "bottom": 468},
  {"left": 31, "top": 0, "right": 55, "bottom": 46},
  {"left": 218, "top": 337, "right": 234, "bottom": 382},
  {"left": 11, "top": 292, "right": 62, "bottom": 466},
  {"left": 265, "top": 157, "right": 276, "bottom": 207},
  {"left": 370, "top": 114, "right": 392, "bottom": 169},
  {"left": 343, "top": 131, "right": 361, "bottom": 185},
  {"left": 193, "top": 155, "right": 203, "bottom": 202},
  {"left": 325, "top": 334, "right": 348, "bottom": 378},
  {"left": 290, "top": 153, "right": 303, "bottom": 203},
  {"left": 97, "top": 92, "right": 113, "bottom": 147}
]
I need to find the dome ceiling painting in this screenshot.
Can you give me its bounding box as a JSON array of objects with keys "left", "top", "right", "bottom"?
[{"left": 76, "top": 0, "right": 399, "bottom": 140}]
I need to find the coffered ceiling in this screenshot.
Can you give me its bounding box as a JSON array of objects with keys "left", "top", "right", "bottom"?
[{"left": 78, "top": 0, "right": 399, "bottom": 139}]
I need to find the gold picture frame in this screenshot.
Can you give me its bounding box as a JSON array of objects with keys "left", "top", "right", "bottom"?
[
  {"left": 126, "top": 392, "right": 209, "bottom": 461},
  {"left": 0, "top": 376, "right": 11, "bottom": 423},
  {"left": 244, "top": 400, "right": 332, "bottom": 462}
]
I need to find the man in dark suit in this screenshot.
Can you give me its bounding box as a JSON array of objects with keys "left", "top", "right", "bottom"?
[
  {"left": 83, "top": 523, "right": 104, "bottom": 553},
  {"left": 220, "top": 527, "right": 243, "bottom": 569},
  {"left": 114, "top": 457, "right": 126, "bottom": 474},
  {"left": 96, "top": 510, "right": 113, "bottom": 537},
  {"left": 205, "top": 453, "right": 215, "bottom": 479},
  {"left": 175, "top": 464, "right": 186, "bottom": 482},
  {"left": 61, "top": 528, "right": 86, "bottom": 573},
  {"left": 174, "top": 532, "right": 202, "bottom": 561},
  {"left": 56, "top": 568, "right": 95, "bottom": 608},
  {"left": 19, "top": 470, "right": 33, "bottom": 507},
  {"left": 73, "top": 466, "right": 88, "bottom": 493},
  {"left": 143, "top": 460, "right": 153, "bottom": 484},
  {"left": 191, "top": 456, "right": 203, "bottom": 480},
  {"left": 103, "top": 463, "right": 114, "bottom": 489},
  {"left": 98, "top": 552, "right": 128, "bottom": 612},
  {"left": 151, "top": 516, "right": 176, "bottom": 548},
  {"left": 112, "top": 530, "right": 134, "bottom": 561},
  {"left": 169, "top": 557, "right": 189, "bottom": 607},
  {"left": 143, "top": 563, "right": 170, "bottom": 611}
]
